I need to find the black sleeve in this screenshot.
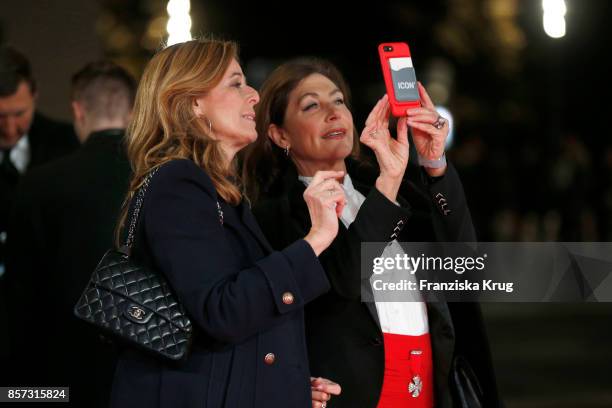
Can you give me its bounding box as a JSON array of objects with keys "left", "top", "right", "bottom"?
[
  {"left": 416, "top": 162, "right": 477, "bottom": 242},
  {"left": 4, "top": 174, "right": 51, "bottom": 381}
]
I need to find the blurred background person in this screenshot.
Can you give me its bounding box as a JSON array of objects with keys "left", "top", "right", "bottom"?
[
  {"left": 0, "top": 44, "right": 78, "bottom": 384},
  {"left": 5, "top": 60, "right": 135, "bottom": 407}
]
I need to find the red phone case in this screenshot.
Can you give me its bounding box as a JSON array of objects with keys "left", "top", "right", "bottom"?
[{"left": 378, "top": 42, "right": 421, "bottom": 117}]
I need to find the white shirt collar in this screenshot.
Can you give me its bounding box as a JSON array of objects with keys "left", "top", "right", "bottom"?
[
  {"left": 1, "top": 134, "right": 31, "bottom": 173},
  {"left": 298, "top": 172, "right": 358, "bottom": 193}
]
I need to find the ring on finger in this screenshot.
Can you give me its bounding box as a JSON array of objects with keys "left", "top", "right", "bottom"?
[
  {"left": 321, "top": 403, "right": 327, "bottom": 408},
  {"left": 432, "top": 116, "right": 446, "bottom": 129},
  {"left": 369, "top": 129, "right": 379, "bottom": 136}
]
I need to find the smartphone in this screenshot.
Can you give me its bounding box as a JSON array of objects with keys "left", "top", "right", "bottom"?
[{"left": 378, "top": 42, "right": 421, "bottom": 117}]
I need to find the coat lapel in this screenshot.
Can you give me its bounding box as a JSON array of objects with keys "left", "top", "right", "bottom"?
[
  {"left": 217, "top": 200, "right": 273, "bottom": 254},
  {"left": 349, "top": 179, "right": 384, "bottom": 330},
  {"left": 239, "top": 202, "right": 273, "bottom": 253},
  {"left": 361, "top": 279, "right": 382, "bottom": 331}
]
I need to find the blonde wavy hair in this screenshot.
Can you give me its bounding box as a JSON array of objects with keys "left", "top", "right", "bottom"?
[{"left": 116, "top": 39, "right": 241, "bottom": 246}]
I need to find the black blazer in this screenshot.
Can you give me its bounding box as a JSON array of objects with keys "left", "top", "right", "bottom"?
[
  {"left": 253, "top": 159, "right": 501, "bottom": 408},
  {"left": 0, "top": 111, "right": 78, "bottom": 247},
  {"left": 0, "top": 112, "right": 77, "bottom": 384},
  {"left": 110, "top": 159, "right": 330, "bottom": 408},
  {"left": 5, "top": 129, "right": 130, "bottom": 405},
  {"left": 0, "top": 112, "right": 78, "bottom": 237}
]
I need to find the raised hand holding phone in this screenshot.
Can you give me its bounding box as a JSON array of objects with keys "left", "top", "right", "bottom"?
[{"left": 379, "top": 42, "right": 449, "bottom": 176}]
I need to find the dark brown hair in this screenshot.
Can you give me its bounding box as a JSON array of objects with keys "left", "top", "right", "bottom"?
[
  {"left": 242, "top": 57, "right": 361, "bottom": 202},
  {"left": 0, "top": 46, "right": 36, "bottom": 96}
]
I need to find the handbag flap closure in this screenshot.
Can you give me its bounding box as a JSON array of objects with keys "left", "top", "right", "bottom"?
[
  {"left": 91, "top": 249, "right": 192, "bottom": 334},
  {"left": 124, "top": 303, "right": 154, "bottom": 324}
]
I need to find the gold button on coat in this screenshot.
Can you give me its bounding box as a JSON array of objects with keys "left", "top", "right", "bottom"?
[
  {"left": 282, "top": 292, "right": 294, "bottom": 305},
  {"left": 264, "top": 353, "right": 275, "bottom": 365}
]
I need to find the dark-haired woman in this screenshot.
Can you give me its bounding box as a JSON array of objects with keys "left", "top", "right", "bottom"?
[{"left": 244, "top": 58, "right": 500, "bottom": 408}]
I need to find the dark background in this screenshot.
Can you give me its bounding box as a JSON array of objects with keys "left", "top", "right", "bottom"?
[{"left": 2, "top": 1, "right": 611, "bottom": 406}]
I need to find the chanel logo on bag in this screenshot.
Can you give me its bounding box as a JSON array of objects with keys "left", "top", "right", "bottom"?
[
  {"left": 124, "top": 304, "right": 153, "bottom": 324},
  {"left": 129, "top": 306, "right": 146, "bottom": 320}
]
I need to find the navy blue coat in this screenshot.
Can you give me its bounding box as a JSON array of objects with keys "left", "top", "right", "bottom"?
[{"left": 110, "top": 159, "right": 330, "bottom": 408}]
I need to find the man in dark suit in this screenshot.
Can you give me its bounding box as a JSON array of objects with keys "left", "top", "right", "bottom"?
[
  {"left": 5, "top": 61, "right": 135, "bottom": 406},
  {"left": 0, "top": 46, "right": 78, "bottom": 384}
]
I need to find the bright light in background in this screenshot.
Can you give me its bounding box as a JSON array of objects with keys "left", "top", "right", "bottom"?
[
  {"left": 542, "top": 0, "right": 566, "bottom": 38},
  {"left": 166, "top": 0, "right": 192, "bottom": 46},
  {"left": 436, "top": 106, "right": 455, "bottom": 149}
]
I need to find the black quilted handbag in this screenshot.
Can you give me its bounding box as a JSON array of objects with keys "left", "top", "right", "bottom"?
[{"left": 74, "top": 167, "right": 193, "bottom": 361}]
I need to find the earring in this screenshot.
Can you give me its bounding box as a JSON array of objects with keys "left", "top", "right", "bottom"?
[
  {"left": 284, "top": 146, "right": 290, "bottom": 156},
  {"left": 205, "top": 117, "right": 212, "bottom": 134}
]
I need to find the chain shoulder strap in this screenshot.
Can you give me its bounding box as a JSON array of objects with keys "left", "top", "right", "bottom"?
[
  {"left": 123, "top": 167, "right": 160, "bottom": 251},
  {"left": 122, "top": 165, "right": 225, "bottom": 253},
  {"left": 216, "top": 201, "right": 224, "bottom": 225}
]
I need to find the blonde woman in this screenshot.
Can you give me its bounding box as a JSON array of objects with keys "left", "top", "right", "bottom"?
[{"left": 111, "top": 40, "right": 342, "bottom": 408}]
